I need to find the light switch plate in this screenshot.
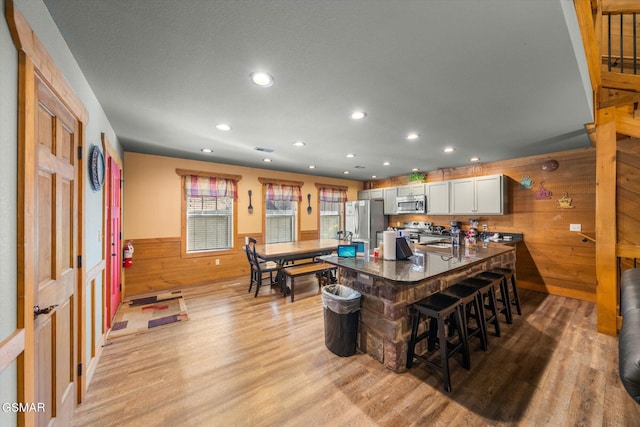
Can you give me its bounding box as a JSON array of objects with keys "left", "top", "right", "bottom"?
[{"left": 569, "top": 224, "right": 582, "bottom": 232}]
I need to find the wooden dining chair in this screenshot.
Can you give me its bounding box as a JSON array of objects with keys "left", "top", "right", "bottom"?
[{"left": 246, "top": 237, "right": 281, "bottom": 297}]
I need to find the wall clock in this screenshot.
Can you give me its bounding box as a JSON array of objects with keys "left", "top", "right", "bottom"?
[{"left": 89, "top": 145, "right": 105, "bottom": 191}]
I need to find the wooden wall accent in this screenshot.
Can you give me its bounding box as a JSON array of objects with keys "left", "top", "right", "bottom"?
[
  {"left": 367, "top": 148, "right": 597, "bottom": 302},
  {"left": 300, "top": 230, "right": 319, "bottom": 241},
  {"left": 124, "top": 234, "right": 254, "bottom": 296},
  {"left": 617, "top": 137, "right": 640, "bottom": 266},
  {"left": 124, "top": 230, "right": 322, "bottom": 296}
]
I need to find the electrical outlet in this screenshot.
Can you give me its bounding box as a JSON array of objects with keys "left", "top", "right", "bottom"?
[
  {"left": 482, "top": 224, "right": 488, "bottom": 231},
  {"left": 215, "top": 259, "right": 220, "bottom": 265},
  {"left": 569, "top": 224, "right": 582, "bottom": 232}
]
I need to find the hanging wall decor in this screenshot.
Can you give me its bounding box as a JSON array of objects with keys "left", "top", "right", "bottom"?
[
  {"left": 248, "top": 190, "right": 253, "bottom": 214},
  {"left": 556, "top": 192, "right": 575, "bottom": 209},
  {"left": 535, "top": 181, "right": 552, "bottom": 200},
  {"left": 542, "top": 159, "right": 559, "bottom": 171},
  {"left": 89, "top": 145, "right": 105, "bottom": 191},
  {"left": 520, "top": 175, "right": 534, "bottom": 189}
]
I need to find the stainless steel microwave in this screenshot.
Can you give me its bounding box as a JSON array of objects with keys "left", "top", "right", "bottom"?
[{"left": 396, "top": 195, "right": 426, "bottom": 214}]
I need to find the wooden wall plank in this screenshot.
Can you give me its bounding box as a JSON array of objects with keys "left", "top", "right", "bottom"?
[
  {"left": 123, "top": 235, "right": 253, "bottom": 296},
  {"left": 372, "top": 148, "right": 598, "bottom": 302}
]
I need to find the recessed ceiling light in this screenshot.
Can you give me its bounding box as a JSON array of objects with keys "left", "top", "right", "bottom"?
[
  {"left": 411, "top": 168, "right": 419, "bottom": 172},
  {"left": 216, "top": 124, "right": 231, "bottom": 131},
  {"left": 293, "top": 141, "right": 305, "bottom": 147},
  {"left": 346, "top": 153, "right": 355, "bottom": 158},
  {"left": 443, "top": 147, "right": 455, "bottom": 153},
  {"left": 351, "top": 111, "right": 367, "bottom": 120},
  {"left": 407, "top": 133, "right": 420, "bottom": 140},
  {"left": 250, "top": 71, "right": 274, "bottom": 87},
  {"left": 201, "top": 148, "right": 213, "bottom": 153},
  {"left": 383, "top": 161, "right": 391, "bottom": 166},
  {"left": 371, "top": 175, "right": 377, "bottom": 179},
  {"left": 343, "top": 171, "right": 350, "bottom": 174},
  {"left": 308, "top": 165, "right": 316, "bottom": 169},
  {"left": 263, "top": 158, "right": 272, "bottom": 162},
  {"left": 470, "top": 157, "right": 480, "bottom": 162}
]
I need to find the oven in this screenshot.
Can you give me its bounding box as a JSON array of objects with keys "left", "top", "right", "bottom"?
[{"left": 396, "top": 195, "right": 426, "bottom": 214}]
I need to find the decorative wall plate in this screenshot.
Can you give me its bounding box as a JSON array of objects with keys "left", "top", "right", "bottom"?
[
  {"left": 535, "top": 181, "right": 552, "bottom": 200},
  {"left": 542, "top": 159, "right": 559, "bottom": 171},
  {"left": 557, "top": 192, "right": 575, "bottom": 209},
  {"left": 89, "top": 145, "right": 105, "bottom": 191},
  {"left": 520, "top": 175, "right": 534, "bottom": 189}
]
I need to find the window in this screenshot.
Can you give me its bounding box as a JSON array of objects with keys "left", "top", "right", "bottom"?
[
  {"left": 265, "top": 200, "right": 297, "bottom": 243},
  {"left": 178, "top": 170, "right": 240, "bottom": 255},
  {"left": 186, "top": 196, "right": 233, "bottom": 252},
  {"left": 261, "top": 180, "right": 302, "bottom": 244},
  {"left": 317, "top": 185, "right": 348, "bottom": 239},
  {"left": 320, "top": 200, "right": 342, "bottom": 239}
]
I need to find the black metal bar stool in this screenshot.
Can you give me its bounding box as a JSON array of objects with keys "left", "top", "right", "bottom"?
[
  {"left": 474, "top": 271, "right": 513, "bottom": 324},
  {"left": 488, "top": 267, "right": 522, "bottom": 316},
  {"left": 457, "top": 277, "right": 501, "bottom": 339},
  {"left": 440, "top": 283, "right": 488, "bottom": 351},
  {"left": 406, "top": 292, "right": 470, "bottom": 393}
]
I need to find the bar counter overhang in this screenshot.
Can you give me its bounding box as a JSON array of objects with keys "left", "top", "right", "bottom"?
[{"left": 320, "top": 243, "right": 516, "bottom": 372}]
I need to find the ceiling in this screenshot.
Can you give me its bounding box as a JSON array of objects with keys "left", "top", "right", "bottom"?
[{"left": 43, "top": 0, "right": 594, "bottom": 181}]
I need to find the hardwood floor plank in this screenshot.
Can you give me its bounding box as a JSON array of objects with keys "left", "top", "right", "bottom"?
[{"left": 72, "top": 277, "right": 640, "bottom": 426}]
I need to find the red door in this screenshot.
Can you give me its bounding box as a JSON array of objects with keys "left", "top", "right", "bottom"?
[{"left": 106, "top": 157, "right": 122, "bottom": 326}]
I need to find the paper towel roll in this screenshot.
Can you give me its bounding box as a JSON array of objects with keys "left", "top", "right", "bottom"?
[{"left": 383, "top": 230, "right": 396, "bottom": 260}]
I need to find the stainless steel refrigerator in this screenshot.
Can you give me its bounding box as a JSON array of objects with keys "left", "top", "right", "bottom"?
[{"left": 345, "top": 199, "right": 386, "bottom": 249}]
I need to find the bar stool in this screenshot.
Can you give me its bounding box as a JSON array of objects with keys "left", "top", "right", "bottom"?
[
  {"left": 487, "top": 267, "right": 522, "bottom": 316},
  {"left": 440, "top": 283, "right": 488, "bottom": 351},
  {"left": 406, "top": 292, "right": 470, "bottom": 393},
  {"left": 474, "top": 271, "right": 513, "bottom": 324},
  {"left": 457, "top": 277, "right": 501, "bottom": 338}
]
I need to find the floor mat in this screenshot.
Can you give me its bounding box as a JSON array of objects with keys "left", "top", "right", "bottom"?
[{"left": 108, "top": 290, "right": 189, "bottom": 339}]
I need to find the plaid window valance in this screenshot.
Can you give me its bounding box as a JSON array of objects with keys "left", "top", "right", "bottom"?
[
  {"left": 319, "top": 187, "right": 348, "bottom": 203},
  {"left": 265, "top": 183, "right": 302, "bottom": 202},
  {"left": 185, "top": 175, "right": 238, "bottom": 199}
]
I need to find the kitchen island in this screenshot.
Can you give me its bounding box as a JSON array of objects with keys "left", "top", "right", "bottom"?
[{"left": 320, "top": 242, "right": 516, "bottom": 372}]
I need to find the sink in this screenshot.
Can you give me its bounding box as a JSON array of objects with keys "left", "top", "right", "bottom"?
[{"left": 421, "top": 242, "right": 452, "bottom": 248}]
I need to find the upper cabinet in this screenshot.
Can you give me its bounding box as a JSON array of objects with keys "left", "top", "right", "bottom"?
[
  {"left": 383, "top": 187, "right": 397, "bottom": 215},
  {"left": 450, "top": 174, "right": 504, "bottom": 215},
  {"left": 358, "top": 188, "right": 384, "bottom": 200},
  {"left": 364, "top": 174, "right": 504, "bottom": 216},
  {"left": 426, "top": 181, "right": 450, "bottom": 214},
  {"left": 396, "top": 183, "right": 425, "bottom": 197}
]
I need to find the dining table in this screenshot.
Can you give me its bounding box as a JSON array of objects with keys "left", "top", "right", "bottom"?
[
  {"left": 252, "top": 239, "right": 342, "bottom": 263},
  {"left": 252, "top": 239, "right": 343, "bottom": 294}
]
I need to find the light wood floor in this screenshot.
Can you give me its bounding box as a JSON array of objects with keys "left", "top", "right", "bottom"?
[{"left": 72, "top": 277, "right": 640, "bottom": 426}]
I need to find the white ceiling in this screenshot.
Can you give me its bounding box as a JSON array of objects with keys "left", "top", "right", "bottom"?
[{"left": 43, "top": 0, "right": 594, "bottom": 181}]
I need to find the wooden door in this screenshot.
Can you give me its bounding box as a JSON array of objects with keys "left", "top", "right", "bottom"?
[
  {"left": 107, "top": 158, "right": 122, "bottom": 325},
  {"left": 33, "top": 75, "right": 78, "bottom": 426}
]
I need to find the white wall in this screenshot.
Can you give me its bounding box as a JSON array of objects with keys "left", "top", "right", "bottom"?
[
  {"left": 1, "top": 1, "right": 122, "bottom": 425},
  {"left": 0, "top": 0, "right": 19, "bottom": 424}
]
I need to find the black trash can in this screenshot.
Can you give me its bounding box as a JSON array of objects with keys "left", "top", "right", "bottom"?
[{"left": 322, "top": 284, "right": 361, "bottom": 357}]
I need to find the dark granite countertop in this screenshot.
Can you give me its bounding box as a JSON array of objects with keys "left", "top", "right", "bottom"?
[{"left": 319, "top": 242, "right": 514, "bottom": 284}]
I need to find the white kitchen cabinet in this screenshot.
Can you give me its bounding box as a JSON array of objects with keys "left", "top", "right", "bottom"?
[
  {"left": 383, "top": 187, "right": 397, "bottom": 215},
  {"left": 358, "top": 188, "right": 384, "bottom": 200},
  {"left": 450, "top": 174, "right": 504, "bottom": 215},
  {"left": 450, "top": 178, "right": 475, "bottom": 214},
  {"left": 475, "top": 174, "right": 504, "bottom": 214},
  {"left": 426, "top": 181, "right": 450, "bottom": 214},
  {"left": 396, "top": 183, "right": 425, "bottom": 197}
]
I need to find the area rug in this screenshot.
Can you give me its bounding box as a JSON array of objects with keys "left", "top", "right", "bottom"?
[{"left": 108, "top": 290, "right": 189, "bottom": 339}]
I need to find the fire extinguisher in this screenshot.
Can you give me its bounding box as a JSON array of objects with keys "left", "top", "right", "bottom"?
[{"left": 123, "top": 241, "right": 134, "bottom": 268}]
